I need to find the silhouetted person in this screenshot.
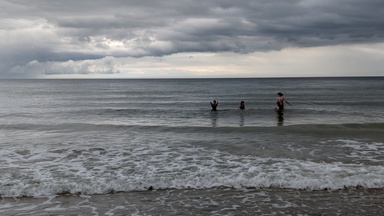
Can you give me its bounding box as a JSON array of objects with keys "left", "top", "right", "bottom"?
[
  {"left": 210, "top": 100, "right": 219, "bottom": 111},
  {"left": 276, "top": 92, "right": 291, "bottom": 111},
  {"left": 239, "top": 101, "right": 245, "bottom": 110}
]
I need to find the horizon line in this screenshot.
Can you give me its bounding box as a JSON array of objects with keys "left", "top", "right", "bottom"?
[{"left": 1, "top": 75, "right": 383, "bottom": 80}]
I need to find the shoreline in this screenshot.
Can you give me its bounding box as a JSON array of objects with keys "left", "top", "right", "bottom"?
[{"left": 2, "top": 187, "right": 384, "bottom": 215}]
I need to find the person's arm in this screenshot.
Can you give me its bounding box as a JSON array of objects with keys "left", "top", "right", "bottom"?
[{"left": 284, "top": 98, "right": 292, "bottom": 106}]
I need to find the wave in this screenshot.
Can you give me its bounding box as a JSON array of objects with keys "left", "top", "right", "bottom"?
[
  {"left": 1, "top": 122, "right": 384, "bottom": 134},
  {"left": 2, "top": 161, "right": 384, "bottom": 198},
  {"left": 1, "top": 121, "right": 384, "bottom": 198},
  {"left": 1, "top": 139, "right": 384, "bottom": 198},
  {"left": 275, "top": 122, "right": 384, "bottom": 132}
]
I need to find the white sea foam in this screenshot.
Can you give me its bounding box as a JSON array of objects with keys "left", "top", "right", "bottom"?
[
  {"left": 336, "top": 139, "right": 384, "bottom": 162},
  {"left": 338, "top": 139, "right": 384, "bottom": 151},
  {"left": 1, "top": 138, "right": 384, "bottom": 198}
]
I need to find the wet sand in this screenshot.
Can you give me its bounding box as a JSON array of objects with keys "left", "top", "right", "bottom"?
[{"left": 1, "top": 187, "right": 384, "bottom": 215}]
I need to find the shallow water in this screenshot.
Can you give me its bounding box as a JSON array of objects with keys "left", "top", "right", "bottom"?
[{"left": 0, "top": 78, "right": 383, "bottom": 214}]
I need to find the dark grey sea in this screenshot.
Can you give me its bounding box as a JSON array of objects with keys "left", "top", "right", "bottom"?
[{"left": 1, "top": 77, "right": 384, "bottom": 215}]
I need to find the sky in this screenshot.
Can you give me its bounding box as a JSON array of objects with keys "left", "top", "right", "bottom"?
[{"left": 1, "top": 0, "right": 384, "bottom": 79}]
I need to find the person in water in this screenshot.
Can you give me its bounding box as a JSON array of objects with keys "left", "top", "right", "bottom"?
[
  {"left": 276, "top": 92, "right": 291, "bottom": 111},
  {"left": 210, "top": 100, "right": 219, "bottom": 111},
  {"left": 239, "top": 101, "right": 245, "bottom": 110}
]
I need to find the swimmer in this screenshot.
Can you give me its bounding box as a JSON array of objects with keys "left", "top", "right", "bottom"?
[
  {"left": 239, "top": 101, "right": 245, "bottom": 110},
  {"left": 276, "top": 92, "right": 291, "bottom": 111},
  {"left": 210, "top": 100, "right": 219, "bottom": 111}
]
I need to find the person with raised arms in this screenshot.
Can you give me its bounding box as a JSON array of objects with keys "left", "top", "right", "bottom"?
[{"left": 210, "top": 100, "right": 219, "bottom": 111}]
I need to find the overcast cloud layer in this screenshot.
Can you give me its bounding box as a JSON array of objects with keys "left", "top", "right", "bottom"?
[{"left": 1, "top": 0, "right": 384, "bottom": 78}]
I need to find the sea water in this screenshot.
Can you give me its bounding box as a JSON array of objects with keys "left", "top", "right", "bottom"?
[{"left": 0, "top": 78, "right": 383, "bottom": 215}]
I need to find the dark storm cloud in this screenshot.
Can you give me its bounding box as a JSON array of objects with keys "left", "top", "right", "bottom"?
[{"left": 1, "top": 0, "right": 384, "bottom": 76}]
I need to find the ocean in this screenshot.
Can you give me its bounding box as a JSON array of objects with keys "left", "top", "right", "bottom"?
[{"left": 0, "top": 77, "right": 383, "bottom": 215}]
